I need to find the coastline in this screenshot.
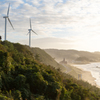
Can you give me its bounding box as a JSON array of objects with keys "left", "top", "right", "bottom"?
[
  {"left": 76, "top": 67, "right": 96, "bottom": 86},
  {"left": 65, "top": 64, "right": 100, "bottom": 88},
  {"left": 72, "top": 64, "right": 100, "bottom": 88}
]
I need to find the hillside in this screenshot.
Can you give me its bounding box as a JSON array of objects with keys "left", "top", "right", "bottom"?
[
  {"left": 0, "top": 41, "right": 100, "bottom": 100},
  {"left": 44, "top": 49, "right": 100, "bottom": 64},
  {"left": 25, "top": 46, "right": 66, "bottom": 71}
]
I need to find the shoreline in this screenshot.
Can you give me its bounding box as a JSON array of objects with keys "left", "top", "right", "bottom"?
[
  {"left": 71, "top": 64, "right": 100, "bottom": 88},
  {"left": 65, "top": 64, "right": 100, "bottom": 88}
]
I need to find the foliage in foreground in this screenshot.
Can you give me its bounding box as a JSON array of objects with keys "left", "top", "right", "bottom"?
[{"left": 0, "top": 41, "right": 100, "bottom": 100}]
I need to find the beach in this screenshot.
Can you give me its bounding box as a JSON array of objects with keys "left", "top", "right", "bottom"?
[
  {"left": 72, "top": 63, "right": 100, "bottom": 88},
  {"left": 73, "top": 66, "right": 96, "bottom": 86}
]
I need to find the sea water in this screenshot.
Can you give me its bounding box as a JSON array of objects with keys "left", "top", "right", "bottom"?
[{"left": 73, "top": 63, "right": 100, "bottom": 86}]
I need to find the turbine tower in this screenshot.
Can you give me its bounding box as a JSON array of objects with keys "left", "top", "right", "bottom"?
[
  {"left": 3, "top": 3, "right": 14, "bottom": 40},
  {"left": 28, "top": 18, "right": 37, "bottom": 47}
]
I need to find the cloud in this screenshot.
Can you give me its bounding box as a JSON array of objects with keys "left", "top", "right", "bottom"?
[
  {"left": 0, "top": 0, "right": 100, "bottom": 51},
  {"left": 19, "top": 37, "right": 76, "bottom": 49}
]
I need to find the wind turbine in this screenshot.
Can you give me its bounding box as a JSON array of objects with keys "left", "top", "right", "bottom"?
[
  {"left": 27, "top": 18, "right": 37, "bottom": 47},
  {"left": 3, "top": 3, "right": 14, "bottom": 40}
]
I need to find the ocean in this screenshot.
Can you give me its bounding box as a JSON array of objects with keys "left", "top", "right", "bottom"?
[{"left": 73, "top": 62, "right": 100, "bottom": 86}]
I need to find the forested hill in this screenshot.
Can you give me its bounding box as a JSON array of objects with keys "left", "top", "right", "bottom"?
[
  {"left": 25, "top": 46, "right": 66, "bottom": 71},
  {"left": 0, "top": 41, "right": 100, "bottom": 100},
  {"left": 44, "top": 49, "right": 100, "bottom": 63}
]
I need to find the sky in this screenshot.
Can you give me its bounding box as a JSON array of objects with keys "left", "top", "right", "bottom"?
[{"left": 0, "top": 0, "right": 100, "bottom": 52}]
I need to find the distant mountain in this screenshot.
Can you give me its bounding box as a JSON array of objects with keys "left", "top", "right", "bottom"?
[
  {"left": 44, "top": 49, "right": 100, "bottom": 64},
  {"left": 94, "top": 51, "right": 100, "bottom": 55}
]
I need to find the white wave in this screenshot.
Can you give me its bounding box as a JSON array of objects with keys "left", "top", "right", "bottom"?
[{"left": 74, "top": 63, "right": 100, "bottom": 86}]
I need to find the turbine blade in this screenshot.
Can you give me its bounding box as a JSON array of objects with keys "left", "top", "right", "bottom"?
[
  {"left": 27, "top": 32, "right": 29, "bottom": 35},
  {"left": 7, "top": 3, "right": 10, "bottom": 16},
  {"left": 32, "top": 30, "right": 37, "bottom": 35},
  {"left": 8, "top": 18, "right": 14, "bottom": 30},
  {"left": 30, "top": 18, "right": 32, "bottom": 29}
]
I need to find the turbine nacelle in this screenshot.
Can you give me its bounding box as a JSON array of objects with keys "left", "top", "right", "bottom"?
[
  {"left": 28, "top": 29, "right": 32, "bottom": 32},
  {"left": 3, "top": 16, "right": 8, "bottom": 18}
]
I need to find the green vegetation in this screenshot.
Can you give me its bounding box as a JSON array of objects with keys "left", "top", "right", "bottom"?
[
  {"left": 0, "top": 41, "right": 100, "bottom": 100},
  {"left": 25, "top": 46, "right": 66, "bottom": 71}
]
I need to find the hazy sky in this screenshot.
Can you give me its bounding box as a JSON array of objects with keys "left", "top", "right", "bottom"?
[{"left": 0, "top": 0, "right": 100, "bottom": 52}]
